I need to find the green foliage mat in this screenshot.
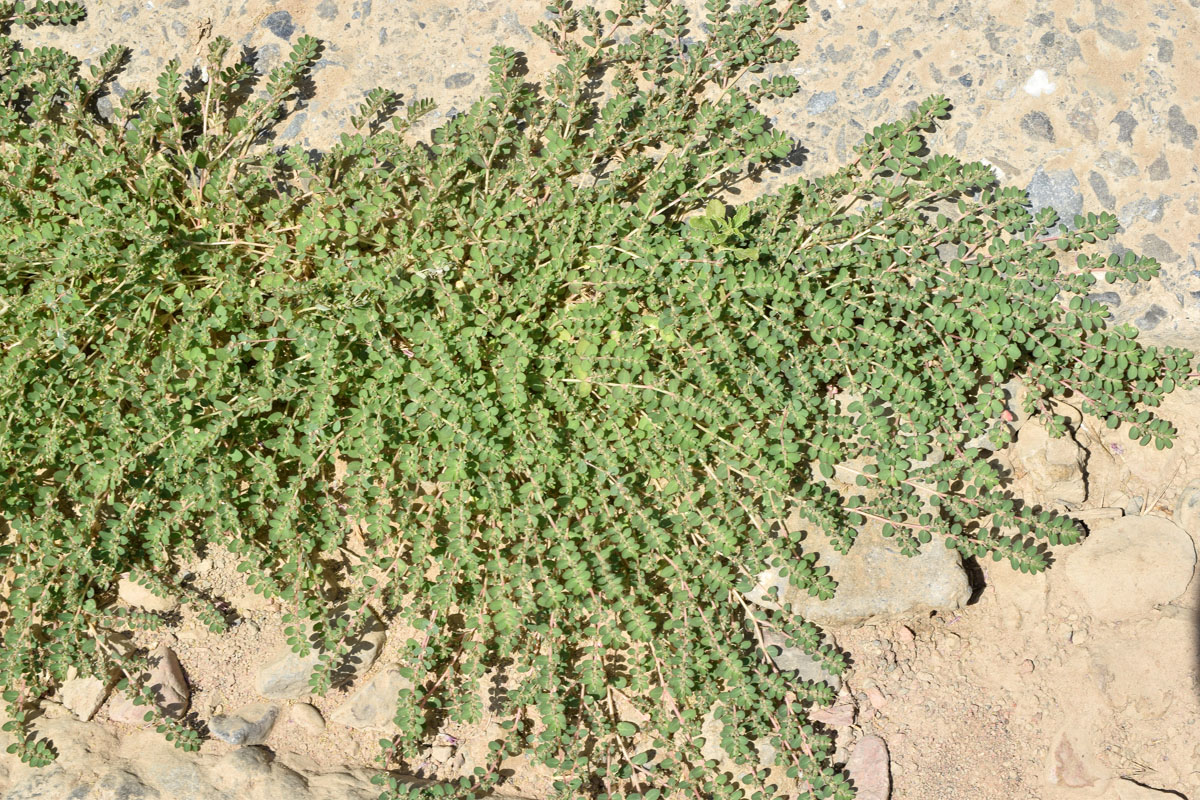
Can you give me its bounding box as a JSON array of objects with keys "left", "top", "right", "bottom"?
[{"left": 0, "top": 0, "right": 1194, "bottom": 797}]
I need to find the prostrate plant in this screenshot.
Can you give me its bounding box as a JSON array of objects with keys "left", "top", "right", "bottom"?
[{"left": 0, "top": 0, "right": 1194, "bottom": 797}]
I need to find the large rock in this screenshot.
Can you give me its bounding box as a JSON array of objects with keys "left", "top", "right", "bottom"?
[
  {"left": 328, "top": 664, "right": 412, "bottom": 732},
  {"left": 1174, "top": 481, "right": 1200, "bottom": 537},
  {"left": 0, "top": 715, "right": 529, "bottom": 800},
  {"left": 211, "top": 746, "right": 309, "bottom": 797},
  {"left": 56, "top": 635, "right": 134, "bottom": 721},
  {"left": 58, "top": 668, "right": 117, "bottom": 722},
  {"left": 749, "top": 522, "right": 972, "bottom": 626},
  {"left": 1058, "top": 516, "right": 1196, "bottom": 621},
  {"left": 288, "top": 702, "right": 326, "bottom": 733},
  {"left": 255, "top": 616, "right": 385, "bottom": 700},
  {"left": 762, "top": 630, "right": 843, "bottom": 690},
  {"left": 1007, "top": 419, "right": 1088, "bottom": 506},
  {"left": 117, "top": 575, "right": 179, "bottom": 613},
  {"left": 696, "top": 708, "right": 807, "bottom": 796},
  {"left": 106, "top": 645, "right": 190, "bottom": 724}
]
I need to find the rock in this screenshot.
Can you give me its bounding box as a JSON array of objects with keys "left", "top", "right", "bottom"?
[
  {"left": 210, "top": 746, "right": 312, "bottom": 798},
  {"left": 1007, "top": 419, "right": 1087, "bottom": 506},
  {"left": 107, "top": 645, "right": 189, "bottom": 724},
  {"left": 255, "top": 648, "right": 323, "bottom": 700},
  {"left": 1068, "top": 111, "right": 1098, "bottom": 142},
  {"left": 289, "top": 702, "right": 326, "bottom": 733},
  {"left": 255, "top": 616, "right": 385, "bottom": 699},
  {"left": 0, "top": 764, "right": 83, "bottom": 800},
  {"left": 1167, "top": 105, "right": 1197, "bottom": 148},
  {"left": 1118, "top": 195, "right": 1165, "bottom": 227},
  {"left": 1025, "top": 167, "right": 1082, "bottom": 230},
  {"left": 0, "top": 704, "right": 494, "bottom": 800},
  {"left": 263, "top": 10, "right": 295, "bottom": 40},
  {"left": 1096, "top": 25, "right": 1138, "bottom": 51},
  {"left": 1020, "top": 111, "right": 1055, "bottom": 142},
  {"left": 1059, "top": 516, "right": 1196, "bottom": 621},
  {"left": 59, "top": 666, "right": 118, "bottom": 721},
  {"left": 329, "top": 664, "right": 412, "bottom": 731},
  {"left": 698, "top": 708, "right": 787, "bottom": 785},
  {"left": 699, "top": 710, "right": 729, "bottom": 762},
  {"left": 862, "top": 60, "right": 900, "bottom": 98},
  {"left": 315, "top": 0, "right": 338, "bottom": 20},
  {"left": 444, "top": 72, "right": 474, "bottom": 89},
  {"left": 1087, "top": 292, "right": 1120, "bottom": 311},
  {"left": 117, "top": 575, "right": 179, "bottom": 613},
  {"left": 1155, "top": 37, "right": 1174, "bottom": 62},
  {"left": 807, "top": 91, "right": 837, "bottom": 114},
  {"left": 209, "top": 702, "right": 279, "bottom": 746},
  {"left": 1139, "top": 233, "right": 1179, "bottom": 263},
  {"left": 809, "top": 697, "right": 856, "bottom": 727},
  {"left": 229, "top": 591, "right": 274, "bottom": 615},
  {"left": 749, "top": 518, "right": 971, "bottom": 626},
  {"left": 1175, "top": 482, "right": 1200, "bottom": 536},
  {"left": 1133, "top": 304, "right": 1168, "bottom": 333},
  {"left": 762, "top": 630, "right": 842, "bottom": 690},
  {"left": 1111, "top": 110, "right": 1137, "bottom": 144},
  {"left": 90, "top": 769, "right": 158, "bottom": 799},
  {"left": 845, "top": 735, "right": 890, "bottom": 800},
  {"left": 1148, "top": 153, "right": 1171, "bottom": 181},
  {"left": 214, "top": 745, "right": 273, "bottom": 782},
  {"left": 1088, "top": 171, "right": 1115, "bottom": 209}
]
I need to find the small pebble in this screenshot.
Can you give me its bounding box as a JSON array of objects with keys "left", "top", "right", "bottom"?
[
  {"left": 845, "top": 736, "right": 891, "bottom": 800},
  {"left": 209, "top": 702, "right": 279, "bottom": 746},
  {"left": 1019, "top": 659, "right": 1035, "bottom": 674},
  {"left": 290, "top": 702, "right": 325, "bottom": 733}
]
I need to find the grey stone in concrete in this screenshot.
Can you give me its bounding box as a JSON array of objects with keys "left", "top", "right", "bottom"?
[
  {"left": 1020, "top": 111, "right": 1055, "bottom": 142},
  {"left": 807, "top": 91, "right": 837, "bottom": 114},
  {"left": 1168, "top": 105, "right": 1197, "bottom": 148},
  {"left": 263, "top": 11, "right": 295, "bottom": 40},
  {"left": 1026, "top": 167, "right": 1082, "bottom": 229}
]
